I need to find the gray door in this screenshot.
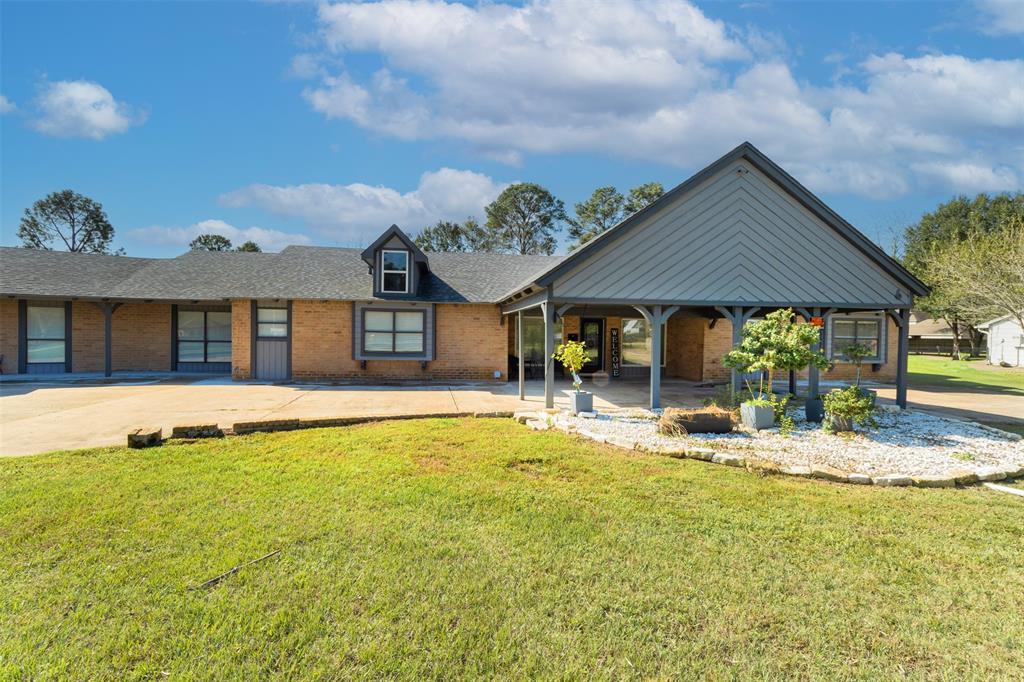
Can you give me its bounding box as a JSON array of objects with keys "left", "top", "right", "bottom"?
[{"left": 254, "top": 304, "right": 290, "bottom": 381}]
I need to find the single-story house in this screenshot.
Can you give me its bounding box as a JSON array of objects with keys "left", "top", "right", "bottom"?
[
  {"left": 978, "top": 313, "right": 1023, "bottom": 367},
  {"left": 908, "top": 311, "right": 958, "bottom": 355},
  {"left": 0, "top": 143, "right": 927, "bottom": 409}
]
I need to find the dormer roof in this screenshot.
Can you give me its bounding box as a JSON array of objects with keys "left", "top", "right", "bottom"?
[{"left": 359, "top": 224, "right": 429, "bottom": 268}]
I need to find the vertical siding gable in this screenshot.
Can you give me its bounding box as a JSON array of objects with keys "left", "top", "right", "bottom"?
[{"left": 553, "top": 160, "right": 911, "bottom": 306}]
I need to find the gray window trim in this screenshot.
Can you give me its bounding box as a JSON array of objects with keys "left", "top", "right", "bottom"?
[
  {"left": 176, "top": 308, "right": 232, "bottom": 364},
  {"left": 380, "top": 249, "right": 410, "bottom": 294},
  {"left": 360, "top": 307, "right": 426, "bottom": 356},
  {"left": 827, "top": 313, "right": 886, "bottom": 364}
]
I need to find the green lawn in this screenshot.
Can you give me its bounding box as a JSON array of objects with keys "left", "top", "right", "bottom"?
[
  {"left": 2, "top": 419, "right": 1023, "bottom": 680},
  {"left": 909, "top": 354, "right": 1024, "bottom": 394}
]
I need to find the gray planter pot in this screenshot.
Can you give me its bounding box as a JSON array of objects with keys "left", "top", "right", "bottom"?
[
  {"left": 805, "top": 397, "right": 824, "bottom": 423},
  {"left": 862, "top": 389, "right": 878, "bottom": 406},
  {"left": 830, "top": 415, "right": 854, "bottom": 432},
  {"left": 570, "top": 391, "right": 593, "bottom": 415},
  {"left": 740, "top": 402, "right": 775, "bottom": 430}
]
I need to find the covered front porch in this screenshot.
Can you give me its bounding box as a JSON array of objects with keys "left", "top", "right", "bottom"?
[{"left": 503, "top": 296, "right": 912, "bottom": 411}]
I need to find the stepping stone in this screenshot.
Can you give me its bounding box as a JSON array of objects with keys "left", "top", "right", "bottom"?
[
  {"left": 976, "top": 467, "right": 1008, "bottom": 482},
  {"left": 686, "top": 447, "right": 715, "bottom": 462},
  {"left": 711, "top": 453, "right": 744, "bottom": 467},
  {"left": 847, "top": 473, "right": 872, "bottom": 485}
]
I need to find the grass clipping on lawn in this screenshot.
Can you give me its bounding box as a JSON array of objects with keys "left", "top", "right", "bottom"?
[
  {"left": 1, "top": 417, "right": 1023, "bottom": 680},
  {"left": 657, "top": 405, "right": 736, "bottom": 435}
]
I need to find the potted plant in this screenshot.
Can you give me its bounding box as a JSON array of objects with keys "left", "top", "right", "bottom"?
[
  {"left": 841, "top": 342, "right": 877, "bottom": 404},
  {"left": 723, "top": 308, "right": 830, "bottom": 430},
  {"left": 552, "top": 340, "right": 592, "bottom": 415},
  {"left": 823, "top": 385, "right": 875, "bottom": 432}
]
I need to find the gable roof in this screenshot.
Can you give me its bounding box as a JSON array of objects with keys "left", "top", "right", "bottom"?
[
  {"left": 500, "top": 142, "right": 928, "bottom": 301},
  {"left": 0, "top": 245, "right": 562, "bottom": 304},
  {"left": 359, "top": 224, "right": 428, "bottom": 267}
]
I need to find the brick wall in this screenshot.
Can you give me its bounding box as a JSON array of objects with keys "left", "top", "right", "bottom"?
[
  {"left": 288, "top": 301, "right": 507, "bottom": 382},
  {"left": 665, "top": 314, "right": 705, "bottom": 381},
  {"left": 71, "top": 302, "right": 104, "bottom": 372},
  {"left": 71, "top": 302, "right": 171, "bottom": 372},
  {"left": 231, "top": 299, "right": 252, "bottom": 379},
  {"left": 0, "top": 299, "right": 17, "bottom": 374},
  {"left": 113, "top": 304, "right": 172, "bottom": 371},
  {"left": 702, "top": 319, "right": 735, "bottom": 383}
]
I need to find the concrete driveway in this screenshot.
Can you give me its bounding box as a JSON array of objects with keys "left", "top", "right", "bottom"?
[{"left": 2, "top": 374, "right": 1020, "bottom": 457}]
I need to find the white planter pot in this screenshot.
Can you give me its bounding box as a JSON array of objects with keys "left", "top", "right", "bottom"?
[
  {"left": 570, "top": 391, "right": 593, "bottom": 415},
  {"left": 740, "top": 402, "right": 775, "bottom": 430}
]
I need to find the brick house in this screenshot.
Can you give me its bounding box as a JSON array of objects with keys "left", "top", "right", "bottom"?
[{"left": 0, "top": 143, "right": 926, "bottom": 408}]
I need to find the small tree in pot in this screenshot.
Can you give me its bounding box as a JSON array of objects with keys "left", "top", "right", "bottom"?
[
  {"left": 840, "top": 341, "right": 877, "bottom": 405},
  {"left": 823, "top": 385, "right": 876, "bottom": 432},
  {"left": 723, "top": 309, "right": 830, "bottom": 430},
  {"left": 552, "top": 340, "right": 591, "bottom": 414}
]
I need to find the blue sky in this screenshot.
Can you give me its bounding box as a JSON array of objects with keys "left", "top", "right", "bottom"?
[{"left": 1, "top": 0, "right": 1021, "bottom": 257}]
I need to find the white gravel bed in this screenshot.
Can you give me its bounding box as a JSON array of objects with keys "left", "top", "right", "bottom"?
[{"left": 559, "top": 409, "right": 1024, "bottom": 479}]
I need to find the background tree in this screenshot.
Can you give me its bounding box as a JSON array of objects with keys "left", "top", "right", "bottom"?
[
  {"left": 235, "top": 240, "right": 262, "bottom": 252},
  {"left": 568, "top": 186, "right": 624, "bottom": 250},
  {"left": 17, "top": 189, "right": 117, "bottom": 254},
  {"left": 902, "top": 193, "right": 1023, "bottom": 356},
  {"left": 484, "top": 183, "right": 566, "bottom": 255},
  {"left": 189, "top": 234, "right": 234, "bottom": 252},
  {"left": 930, "top": 214, "right": 1024, "bottom": 335},
  {"left": 623, "top": 182, "right": 664, "bottom": 215},
  {"left": 567, "top": 182, "right": 665, "bottom": 250},
  {"left": 415, "top": 218, "right": 494, "bottom": 252}
]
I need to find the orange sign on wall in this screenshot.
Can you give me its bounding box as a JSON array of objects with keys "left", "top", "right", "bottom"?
[{"left": 810, "top": 317, "right": 824, "bottom": 327}]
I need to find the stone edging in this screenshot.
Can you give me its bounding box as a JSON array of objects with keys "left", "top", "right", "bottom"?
[
  {"left": 513, "top": 410, "right": 1024, "bottom": 489},
  {"left": 127, "top": 411, "right": 515, "bottom": 447}
]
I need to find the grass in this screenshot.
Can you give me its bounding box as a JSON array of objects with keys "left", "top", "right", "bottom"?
[
  {"left": 909, "top": 354, "right": 1024, "bottom": 394},
  {"left": 2, "top": 419, "right": 1023, "bottom": 680}
]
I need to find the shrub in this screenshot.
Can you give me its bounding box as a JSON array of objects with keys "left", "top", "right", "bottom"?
[
  {"left": 823, "top": 386, "right": 876, "bottom": 429},
  {"left": 658, "top": 406, "right": 735, "bottom": 436}
]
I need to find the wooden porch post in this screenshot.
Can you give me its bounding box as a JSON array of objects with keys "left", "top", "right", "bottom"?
[
  {"left": 517, "top": 310, "right": 525, "bottom": 400},
  {"left": 730, "top": 306, "right": 744, "bottom": 396},
  {"left": 93, "top": 302, "right": 122, "bottom": 378},
  {"left": 649, "top": 305, "right": 663, "bottom": 410},
  {"left": 542, "top": 301, "right": 555, "bottom": 409},
  {"left": 890, "top": 308, "right": 910, "bottom": 409},
  {"left": 807, "top": 307, "right": 822, "bottom": 400}
]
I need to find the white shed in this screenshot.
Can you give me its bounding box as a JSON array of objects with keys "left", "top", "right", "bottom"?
[{"left": 980, "top": 313, "right": 1024, "bottom": 367}]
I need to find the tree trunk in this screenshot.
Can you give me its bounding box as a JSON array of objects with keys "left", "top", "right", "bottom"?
[{"left": 946, "top": 317, "right": 961, "bottom": 358}]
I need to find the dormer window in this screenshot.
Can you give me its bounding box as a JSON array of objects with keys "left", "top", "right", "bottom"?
[{"left": 381, "top": 249, "right": 409, "bottom": 293}]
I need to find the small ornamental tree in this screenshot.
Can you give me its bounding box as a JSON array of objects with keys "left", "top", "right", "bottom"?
[
  {"left": 552, "top": 340, "right": 589, "bottom": 393},
  {"left": 722, "top": 308, "right": 830, "bottom": 401},
  {"left": 841, "top": 342, "right": 873, "bottom": 387}
]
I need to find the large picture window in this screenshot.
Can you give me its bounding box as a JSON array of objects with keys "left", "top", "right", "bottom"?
[
  {"left": 363, "top": 309, "right": 424, "bottom": 353},
  {"left": 380, "top": 250, "right": 409, "bottom": 293},
  {"left": 831, "top": 317, "right": 883, "bottom": 363},
  {"left": 26, "top": 305, "right": 66, "bottom": 364},
  {"left": 178, "top": 310, "right": 232, "bottom": 363},
  {"left": 620, "top": 318, "right": 667, "bottom": 366}
]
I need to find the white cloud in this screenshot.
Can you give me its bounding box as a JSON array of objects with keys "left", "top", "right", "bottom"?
[
  {"left": 128, "top": 219, "right": 310, "bottom": 253},
  {"left": 301, "top": 0, "right": 1024, "bottom": 199},
  {"left": 0, "top": 95, "right": 15, "bottom": 114},
  {"left": 976, "top": 0, "right": 1024, "bottom": 35},
  {"left": 32, "top": 80, "right": 144, "bottom": 139},
  {"left": 219, "top": 168, "right": 506, "bottom": 243},
  {"left": 910, "top": 161, "right": 1020, "bottom": 193}
]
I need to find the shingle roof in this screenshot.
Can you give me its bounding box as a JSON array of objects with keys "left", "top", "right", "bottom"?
[{"left": 0, "top": 245, "right": 562, "bottom": 304}]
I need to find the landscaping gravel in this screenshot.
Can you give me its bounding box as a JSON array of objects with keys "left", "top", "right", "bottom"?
[{"left": 558, "top": 408, "right": 1024, "bottom": 479}]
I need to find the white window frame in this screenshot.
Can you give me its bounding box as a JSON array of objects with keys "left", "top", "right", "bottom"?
[
  {"left": 380, "top": 249, "right": 410, "bottom": 294},
  {"left": 828, "top": 314, "right": 885, "bottom": 364},
  {"left": 619, "top": 317, "right": 667, "bottom": 367}
]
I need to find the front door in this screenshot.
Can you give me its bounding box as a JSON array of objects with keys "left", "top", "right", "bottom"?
[{"left": 580, "top": 318, "right": 604, "bottom": 373}]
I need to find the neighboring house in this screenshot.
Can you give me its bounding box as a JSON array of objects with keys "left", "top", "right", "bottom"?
[
  {"left": 0, "top": 142, "right": 927, "bottom": 409},
  {"left": 979, "top": 314, "right": 1023, "bottom": 367},
  {"left": 908, "top": 311, "right": 957, "bottom": 355}
]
